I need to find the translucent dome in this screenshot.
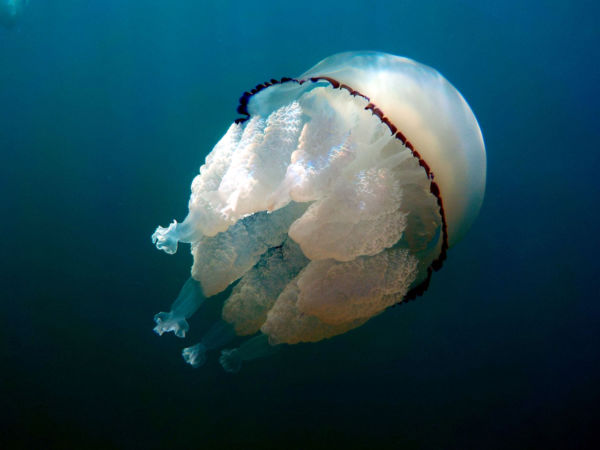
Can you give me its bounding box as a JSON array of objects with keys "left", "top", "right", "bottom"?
[{"left": 299, "top": 52, "right": 486, "bottom": 246}]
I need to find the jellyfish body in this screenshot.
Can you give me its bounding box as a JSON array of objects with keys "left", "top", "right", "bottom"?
[{"left": 152, "top": 52, "right": 485, "bottom": 370}]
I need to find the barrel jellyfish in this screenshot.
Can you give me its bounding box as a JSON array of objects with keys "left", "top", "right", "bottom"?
[{"left": 152, "top": 51, "right": 486, "bottom": 373}]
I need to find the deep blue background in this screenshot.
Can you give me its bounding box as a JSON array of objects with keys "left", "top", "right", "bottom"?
[{"left": 1, "top": 1, "right": 598, "bottom": 449}]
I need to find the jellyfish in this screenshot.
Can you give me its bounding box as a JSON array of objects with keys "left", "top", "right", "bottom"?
[
  {"left": 151, "top": 51, "right": 486, "bottom": 372},
  {"left": 0, "top": 0, "right": 27, "bottom": 29}
]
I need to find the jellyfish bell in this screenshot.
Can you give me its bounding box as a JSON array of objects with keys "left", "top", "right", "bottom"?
[
  {"left": 297, "top": 52, "right": 486, "bottom": 246},
  {"left": 151, "top": 51, "right": 486, "bottom": 370}
]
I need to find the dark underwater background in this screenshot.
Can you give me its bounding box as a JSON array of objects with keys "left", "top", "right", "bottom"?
[{"left": 1, "top": 1, "right": 598, "bottom": 449}]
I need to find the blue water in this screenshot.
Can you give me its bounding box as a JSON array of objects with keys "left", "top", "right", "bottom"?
[{"left": 1, "top": 1, "right": 598, "bottom": 449}]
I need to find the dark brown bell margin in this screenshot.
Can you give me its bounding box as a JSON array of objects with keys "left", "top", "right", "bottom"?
[{"left": 234, "top": 76, "right": 449, "bottom": 303}]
